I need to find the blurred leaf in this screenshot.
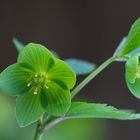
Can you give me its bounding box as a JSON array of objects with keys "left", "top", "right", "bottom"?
[
  {"left": 44, "top": 119, "right": 107, "bottom": 140},
  {"left": 115, "top": 18, "right": 140, "bottom": 56},
  {"left": 50, "top": 50, "right": 60, "bottom": 58},
  {"left": 65, "top": 59, "right": 96, "bottom": 75},
  {"left": 0, "top": 93, "right": 35, "bottom": 140},
  {"left": 13, "top": 38, "right": 60, "bottom": 59},
  {"left": 0, "top": 93, "right": 13, "bottom": 127},
  {"left": 66, "top": 102, "right": 140, "bottom": 120},
  {"left": 113, "top": 37, "right": 128, "bottom": 61},
  {"left": 13, "top": 38, "right": 24, "bottom": 52}
]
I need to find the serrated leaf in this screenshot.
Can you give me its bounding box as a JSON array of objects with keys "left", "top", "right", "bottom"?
[
  {"left": 13, "top": 38, "right": 24, "bottom": 52},
  {"left": 116, "top": 18, "right": 140, "bottom": 56},
  {"left": 66, "top": 102, "right": 140, "bottom": 120},
  {"left": 65, "top": 59, "right": 96, "bottom": 75},
  {"left": 16, "top": 90, "right": 45, "bottom": 127}
]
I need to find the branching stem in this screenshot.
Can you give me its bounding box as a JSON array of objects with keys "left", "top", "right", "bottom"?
[{"left": 71, "top": 56, "right": 116, "bottom": 98}]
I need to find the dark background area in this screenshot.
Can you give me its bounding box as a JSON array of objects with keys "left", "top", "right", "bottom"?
[{"left": 1, "top": 0, "right": 140, "bottom": 140}]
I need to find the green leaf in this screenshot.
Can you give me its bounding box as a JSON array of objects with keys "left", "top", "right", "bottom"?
[
  {"left": 0, "top": 64, "right": 32, "bottom": 96},
  {"left": 65, "top": 59, "right": 96, "bottom": 75},
  {"left": 48, "top": 59, "right": 76, "bottom": 89},
  {"left": 41, "top": 81, "right": 71, "bottom": 116},
  {"left": 66, "top": 102, "right": 140, "bottom": 120},
  {"left": 16, "top": 90, "right": 45, "bottom": 127},
  {"left": 13, "top": 38, "right": 24, "bottom": 52},
  {"left": 116, "top": 18, "right": 140, "bottom": 56},
  {"left": 126, "top": 78, "right": 140, "bottom": 99},
  {"left": 18, "top": 43, "right": 55, "bottom": 71}
]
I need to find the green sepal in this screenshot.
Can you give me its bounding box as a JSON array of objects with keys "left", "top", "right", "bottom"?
[
  {"left": 48, "top": 59, "right": 76, "bottom": 89},
  {"left": 125, "top": 54, "right": 139, "bottom": 83},
  {"left": 18, "top": 43, "right": 55, "bottom": 72},
  {"left": 114, "top": 18, "right": 140, "bottom": 57},
  {"left": 16, "top": 90, "right": 45, "bottom": 127},
  {"left": 0, "top": 63, "right": 32, "bottom": 96},
  {"left": 125, "top": 53, "right": 140, "bottom": 98},
  {"left": 41, "top": 81, "right": 71, "bottom": 116},
  {"left": 126, "top": 78, "right": 140, "bottom": 99}
]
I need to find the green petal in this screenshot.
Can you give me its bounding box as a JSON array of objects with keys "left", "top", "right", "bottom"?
[
  {"left": 47, "top": 59, "right": 76, "bottom": 89},
  {"left": 125, "top": 54, "right": 139, "bottom": 83},
  {"left": 0, "top": 63, "right": 32, "bottom": 96},
  {"left": 40, "top": 81, "right": 71, "bottom": 116},
  {"left": 126, "top": 78, "right": 140, "bottom": 99},
  {"left": 116, "top": 18, "right": 140, "bottom": 56},
  {"left": 18, "top": 43, "right": 55, "bottom": 72},
  {"left": 16, "top": 91, "right": 45, "bottom": 127},
  {"left": 125, "top": 53, "right": 140, "bottom": 98}
]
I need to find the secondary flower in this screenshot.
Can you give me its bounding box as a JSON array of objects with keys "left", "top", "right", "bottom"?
[
  {"left": 125, "top": 53, "right": 140, "bottom": 99},
  {"left": 0, "top": 43, "right": 76, "bottom": 127}
]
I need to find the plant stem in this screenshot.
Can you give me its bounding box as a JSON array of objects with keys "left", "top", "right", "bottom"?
[
  {"left": 44, "top": 117, "right": 66, "bottom": 132},
  {"left": 34, "top": 131, "right": 43, "bottom": 140},
  {"left": 33, "top": 121, "right": 44, "bottom": 140},
  {"left": 71, "top": 56, "right": 116, "bottom": 98}
]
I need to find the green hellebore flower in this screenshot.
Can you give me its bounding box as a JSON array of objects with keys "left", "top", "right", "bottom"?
[
  {"left": 126, "top": 53, "right": 140, "bottom": 99},
  {"left": 0, "top": 43, "right": 76, "bottom": 127}
]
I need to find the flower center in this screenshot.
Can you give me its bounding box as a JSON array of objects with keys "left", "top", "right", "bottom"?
[{"left": 27, "top": 73, "right": 50, "bottom": 95}]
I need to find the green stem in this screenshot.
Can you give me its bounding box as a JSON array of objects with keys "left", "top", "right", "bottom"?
[
  {"left": 33, "top": 121, "right": 44, "bottom": 140},
  {"left": 71, "top": 56, "right": 116, "bottom": 98},
  {"left": 34, "top": 131, "right": 43, "bottom": 140}
]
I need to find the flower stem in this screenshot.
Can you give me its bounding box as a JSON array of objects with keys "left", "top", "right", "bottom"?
[
  {"left": 33, "top": 120, "right": 44, "bottom": 140},
  {"left": 71, "top": 56, "right": 116, "bottom": 98},
  {"left": 34, "top": 131, "right": 43, "bottom": 140}
]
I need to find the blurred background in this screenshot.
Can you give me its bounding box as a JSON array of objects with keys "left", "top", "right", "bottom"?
[{"left": 1, "top": 0, "right": 140, "bottom": 140}]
